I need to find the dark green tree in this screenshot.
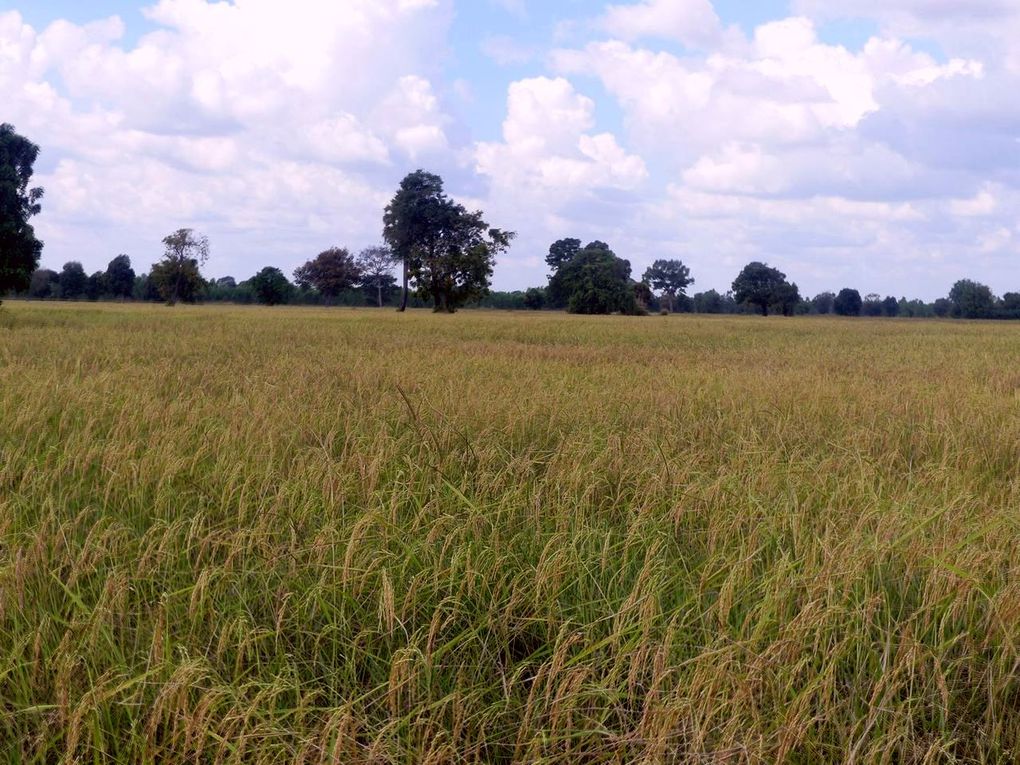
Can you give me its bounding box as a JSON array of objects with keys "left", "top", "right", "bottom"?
[
  {"left": 294, "top": 247, "right": 361, "bottom": 303},
  {"left": 833, "top": 288, "right": 863, "bottom": 316},
  {"left": 59, "top": 261, "right": 87, "bottom": 300},
  {"left": 732, "top": 262, "right": 789, "bottom": 316},
  {"left": 250, "top": 267, "right": 292, "bottom": 306},
  {"left": 693, "top": 289, "right": 724, "bottom": 314},
  {"left": 85, "top": 271, "right": 107, "bottom": 301},
  {"left": 106, "top": 254, "right": 136, "bottom": 299},
  {"left": 811, "top": 292, "right": 835, "bottom": 315},
  {"left": 642, "top": 259, "right": 694, "bottom": 312},
  {"left": 933, "top": 298, "right": 952, "bottom": 318},
  {"left": 881, "top": 296, "right": 900, "bottom": 317},
  {"left": 523, "top": 287, "right": 546, "bottom": 310},
  {"left": 549, "top": 243, "right": 639, "bottom": 315},
  {"left": 356, "top": 246, "right": 397, "bottom": 308},
  {"left": 546, "top": 238, "right": 581, "bottom": 275},
  {"left": 0, "top": 124, "right": 44, "bottom": 304},
  {"left": 770, "top": 281, "right": 802, "bottom": 316},
  {"left": 949, "top": 279, "right": 995, "bottom": 319},
  {"left": 1000, "top": 293, "right": 1020, "bottom": 319},
  {"left": 383, "top": 171, "right": 513, "bottom": 313},
  {"left": 383, "top": 171, "right": 447, "bottom": 312},
  {"left": 28, "top": 268, "right": 58, "bottom": 299},
  {"left": 151, "top": 229, "right": 209, "bottom": 305}
]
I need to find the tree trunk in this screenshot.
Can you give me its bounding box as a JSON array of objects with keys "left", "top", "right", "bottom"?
[
  {"left": 376, "top": 281, "right": 383, "bottom": 308},
  {"left": 398, "top": 261, "right": 408, "bottom": 312}
]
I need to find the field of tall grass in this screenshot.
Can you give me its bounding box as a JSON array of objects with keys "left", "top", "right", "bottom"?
[{"left": 1, "top": 301, "right": 1018, "bottom": 763}]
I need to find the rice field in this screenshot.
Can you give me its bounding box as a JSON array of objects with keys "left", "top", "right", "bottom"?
[{"left": 1, "top": 301, "right": 1018, "bottom": 763}]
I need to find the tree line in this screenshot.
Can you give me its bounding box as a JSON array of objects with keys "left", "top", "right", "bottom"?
[{"left": 2, "top": 123, "right": 1018, "bottom": 319}]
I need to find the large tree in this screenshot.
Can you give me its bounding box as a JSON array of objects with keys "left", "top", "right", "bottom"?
[
  {"left": 383, "top": 171, "right": 513, "bottom": 313},
  {"left": 106, "top": 254, "right": 136, "bottom": 299},
  {"left": 0, "top": 124, "right": 44, "bottom": 304},
  {"left": 151, "top": 228, "right": 209, "bottom": 305},
  {"left": 383, "top": 171, "right": 447, "bottom": 312},
  {"left": 548, "top": 242, "right": 639, "bottom": 315},
  {"left": 732, "top": 262, "right": 791, "bottom": 316},
  {"left": 643, "top": 259, "right": 694, "bottom": 313},
  {"left": 356, "top": 246, "right": 397, "bottom": 308},
  {"left": 294, "top": 247, "right": 361, "bottom": 303},
  {"left": 949, "top": 279, "right": 996, "bottom": 319},
  {"left": 250, "top": 267, "right": 292, "bottom": 306},
  {"left": 546, "top": 238, "right": 581, "bottom": 275},
  {"left": 834, "top": 288, "right": 863, "bottom": 316},
  {"left": 59, "top": 261, "right": 88, "bottom": 300}
]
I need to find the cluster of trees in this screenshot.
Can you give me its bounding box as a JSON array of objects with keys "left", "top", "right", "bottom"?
[{"left": 1, "top": 123, "right": 1017, "bottom": 321}]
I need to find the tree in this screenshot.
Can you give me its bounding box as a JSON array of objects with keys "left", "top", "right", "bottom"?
[
  {"left": 59, "top": 261, "right": 87, "bottom": 300},
  {"left": 523, "top": 287, "right": 546, "bottom": 310},
  {"left": 151, "top": 229, "right": 209, "bottom": 305},
  {"left": 356, "top": 246, "right": 397, "bottom": 308},
  {"left": 881, "top": 296, "right": 900, "bottom": 317},
  {"left": 548, "top": 242, "right": 639, "bottom": 315},
  {"left": 250, "top": 267, "right": 292, "bottom": 306},
  {"left": 949, "top": 279, "right": 995, "bottom": 319},
  {"left": 294, "top": 247, "right": 361, "bottom": 303},
  {"left": 862, "top": 293, "right": 884, "bottom": 317},
  {"left": 693, "top": 289, "right": 724, "bottom": 314},
  {"left": 770, "top": 281, "right": 801, "bottom": 316},
  {"left": 28, "top": 268, "right": 58, "bottom": 299},
  {"left": 732, "top": 262, "right": 790, "bottom": 316},
  {"left": 833, "top": 288, "right": 863, "bottom": 316},
  {"left": 383, "top": 171, "right": 513, "bottom": 313},
  {"left": 932, "top": 298, "right": 952, "bottom": 318},
  {"left": 383, "top": 170, "right": 447, "bottom": 312},
  {"left": 643, "top": 259, "right": 694, "bottom": 313},
  {"left": 811, "top": 292, "right": 835, "bottom": 315},
  {"left": 85, "top": 271, "right": 107, "bottom": 301},
  {"left": 546, "top": 238, "right": 581, "bottom": 276},
  {"left": 105, "top": 254, "right": 136, "bottom": 299},
  {"left": 0, "top": 124, "right": 44, "bottom": 304},
  {"left": 1000, "top": 293, "right": 1020, "bottom": 319}
]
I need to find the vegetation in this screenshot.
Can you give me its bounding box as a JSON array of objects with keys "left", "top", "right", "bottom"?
[
  {"left": 151, "top": 229, "right": 210, "bottom": 305},
  {"left": 383, "top": 170, "right": 514, "bottom": 313},
  {"left": 547, "top": 241, "right": 640, "bottom": 315},
  {"left": 1, "top": 303, "right": 1018, "bottom": 762},
  {"left": 0, "top": 123, "right": 44, "bottom": 305}
]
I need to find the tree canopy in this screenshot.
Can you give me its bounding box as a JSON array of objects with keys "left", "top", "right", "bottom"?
[
  {"left": 548, "top": 242, "right": 639, "bottom": 315},
  {"left": 151, "top": 229, "right": 209, "bottom": 305},
  {"left": 250, "top": 267, "right": 292, "bottom": 306},
  {"left": 732, "top": 262, "right": 791, "bottom": 316},
  {"left": 383, "top": 171, "right": 513, "bottom": 313},
  {"left": 643, "top": 259, "right": 694, "bottom": 312},
  {"left": 0, "top": 124, "right": 44, "bottom": 303},
  {"left": 294, "top": 248, "right": 361, "bottom": 302}
]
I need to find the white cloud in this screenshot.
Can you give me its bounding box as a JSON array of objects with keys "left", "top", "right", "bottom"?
[{"left": 600, "top": 0, "right": 725, "bottom": 49}]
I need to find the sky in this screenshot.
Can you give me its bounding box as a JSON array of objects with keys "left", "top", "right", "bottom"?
[{"left": 1, "top": 0, "right": 1018, "bottom": 299}]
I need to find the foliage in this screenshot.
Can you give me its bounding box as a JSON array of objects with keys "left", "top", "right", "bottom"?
[
  {"left": 731, "top": 261, "right": 791, "bottom": 316},
  {"left": 548, "top": 242, "right": 639, "bottom": 315},
  {"left": 383, "top": 171, "right": 513, "bottom": 313},
  {"left": 545, "top": 238, "right": 581, "bottom": 277},
  {"left": 834, "top": 288, "right": 863, "bottom": 316},
  {"left": 811, "top": 292, "right": 835, "bottom": 315},
  {"left": 85, "top": 271, "right": 107, "bottom": 301},
  {"left": 151, "top": 229, "right": 209, "bottom": 305},
  {"left": 0, "top": 124, "right": 44, "bottom": 303},
  {"left": 59, "top": 261, "right": 88, "bottom": 300},
  {"left": 28, "top": 268, "right": 58, "bottom": 299},
  {"left": 105, "top": 255, "right": 136, "bottom": 299},
  {"left": 523, "top": 287, "right": 546, "bottom": 310},
  {"left": 1, "top": 303, "right": 1019, "bottom": 763},
  {"left": 356, "top": 246, "right": 398, "bottom": 308},
  {"left": 294, "top": 247, "right": 361, "bottom": 302},
  {"left": 642, "top": 259, "right": 694, "bottom": 312},
  {"left": 949, "top": 279, "right": 996, "bottom": 319},
  {"left": 249, "top": 266, "right": 293, "bottom": 306}
]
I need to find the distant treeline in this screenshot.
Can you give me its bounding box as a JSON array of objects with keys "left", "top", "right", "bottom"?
[{"left": 14, "top": 249, "right": 1020, "bottom": 320}]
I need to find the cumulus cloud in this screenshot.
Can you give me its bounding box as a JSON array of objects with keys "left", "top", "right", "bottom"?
[
  {"left": 1, "top": 0, "right": 1018, "bottom": 297},
  {"left": 0, "top": 1, "right": 455, "bottom": 278}
]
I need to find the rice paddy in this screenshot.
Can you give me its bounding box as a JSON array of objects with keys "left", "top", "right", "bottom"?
[{"left": 1, "top": 301, "right": 1018, "bottom": 763}]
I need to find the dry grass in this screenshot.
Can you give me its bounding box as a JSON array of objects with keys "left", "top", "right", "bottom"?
[{"left": 1, "top": 301, "right": 1018, "bottom": 764}]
